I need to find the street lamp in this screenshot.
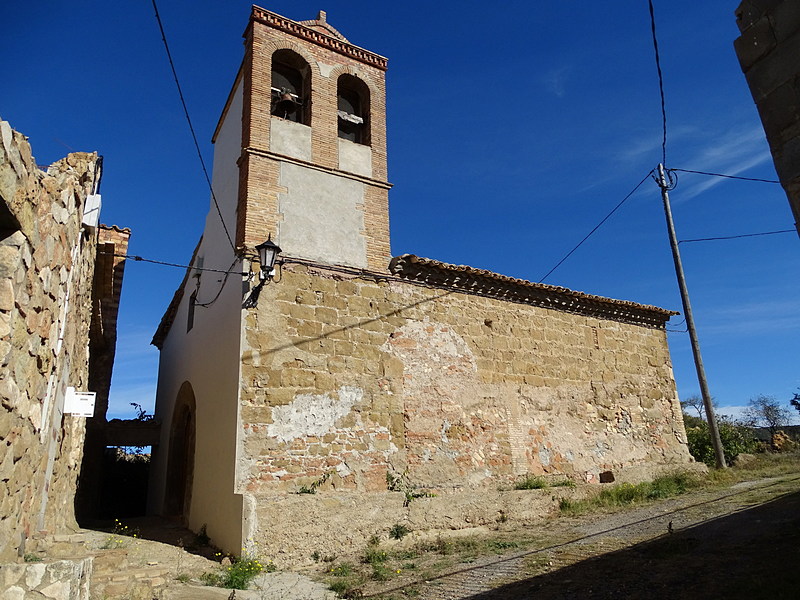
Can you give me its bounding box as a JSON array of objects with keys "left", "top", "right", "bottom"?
[{"left": 255, "top": 235, "right": 282, "bottom": 280}]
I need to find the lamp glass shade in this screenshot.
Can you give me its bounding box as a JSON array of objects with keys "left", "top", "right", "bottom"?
[{"left": 256, "top": 238, "right": 282, "bottom": 271}]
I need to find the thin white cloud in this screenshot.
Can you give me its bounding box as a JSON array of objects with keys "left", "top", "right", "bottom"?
[
  {"left": 542, "top": 66, "right": 570, "bottom": 98},
  {"left": 700, "top": 299, "right": 800, "bottom": 336},
  {"left": 672, "top": 125, "right": 773, "bottom": 200}
]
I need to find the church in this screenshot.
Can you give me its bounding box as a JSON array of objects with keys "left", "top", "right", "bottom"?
[{"left": 149, "top": 6, "right": 696, "bottom": 563}]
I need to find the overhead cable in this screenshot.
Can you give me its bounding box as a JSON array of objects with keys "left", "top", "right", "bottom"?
[
  {"left": 670, "top": 168, "right": 780, "bottom": 184},
  {"left": 678, "top": 229, "right": 795, "bottom": 244},
  {"left": 648, "top": 0, "right": 668, "bottom": 166},
  {"left": 151, "top": 0, "right": 236, "bottom": 251},
  {"left": 99, "top": 251, "right": 247, "bottom": 276},
  {"left": 538, "top": 170, "right": 654, "bottom": 283}
]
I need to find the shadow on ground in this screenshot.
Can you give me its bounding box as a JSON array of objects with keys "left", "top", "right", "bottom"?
[{"left": 465, "top": 491, "right": 800, "bottom": 599}]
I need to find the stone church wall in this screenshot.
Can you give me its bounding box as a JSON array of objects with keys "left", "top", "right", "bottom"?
[
  {"left": 238, "top": 262, "right": 695, "bottom": 562},
  {"left": 0, "top": 120, "right": 101, "bottom": 561},
  {"left": 735, "top": 0, "right": 800, "bottom": 235}
]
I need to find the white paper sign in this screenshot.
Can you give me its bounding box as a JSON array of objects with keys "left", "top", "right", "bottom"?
[{"left": 64, "top": 386, "right": 96, "bottom": 417}]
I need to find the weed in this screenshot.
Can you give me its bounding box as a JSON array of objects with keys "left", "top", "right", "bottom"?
[
  {"left": 194, "top": 524, "right": 211, "bottom": 547},
  {"left": 201, "top": 554, "right": 275, "bottom": 590},
  {"left": 559, "top": 472, "right": 701, "bottom": 515},
  {"left": 100, "top": 518, "right": 139, "bottom": 549},
  {"left": 514, "top": 475, "right": 548, "bottom": 490},
  {"left": 551, "top": 478, "right": 576, "bottom": 488},
  {"left": 23, "top": 553, "right": 42, "bottom": 562},
  {"left": 329, "top": 562, "right": 354, "bottom": 577},
  {"left": 328, "top": 578, "right": 365, "bottom": 598},
  {"left": 389, "top": 524, "right": 410, "bottom": 540},
  {"left": 487, "top": 540, "right": 519, "bottom": 551},
  {"left": 370, "top": 563, "right": 393, "bottom": 581},
  {"left": 386, "top": 470, "right": 436, "bottom": 506},
  {"left": 362, "top": 546, "right": 388, "bottom": 566},
  {"left": 297, "top": 471, "right": 332, "bottom": 494},
  {"left": 175, "top": 573, "right": 191, "bottom": 583}
]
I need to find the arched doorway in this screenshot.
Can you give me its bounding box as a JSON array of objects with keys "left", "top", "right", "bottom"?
[{"left": 164, "top": 382, "right": 196, "bottom": 521}]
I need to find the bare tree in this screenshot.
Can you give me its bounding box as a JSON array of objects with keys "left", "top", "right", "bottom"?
[
  {"left": 680, "top": 394, "right": 718, "bottom": 419},
  {"left": 743, "top": 395, "right": 791, "bottom": 446}
]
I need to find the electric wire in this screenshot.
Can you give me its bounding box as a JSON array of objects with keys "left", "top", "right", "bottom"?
[
  {"left": 194, "top": 257, "right": 242, "bottom": 307},
  {"left": 151, "top": 0, "right": 235, "bottom": 251},
  {"left": 648, "top": 0, "right": 668, "bottom": 166},
  {"left": 678, "top": 229, "right": 795, "bottom": 243},
  {"left": 99, "top": 251, "right": 247, "bottom": 276},
  {"left": 538, "top": 170, "right": 654, "bottom": 283},
  {"left": 670, "top": 168, "right": 780, "bottom": 184}
]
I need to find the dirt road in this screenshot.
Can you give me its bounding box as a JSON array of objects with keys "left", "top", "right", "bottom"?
[{"left": 369, "top": 474, "right": 800, "bottom": 599}]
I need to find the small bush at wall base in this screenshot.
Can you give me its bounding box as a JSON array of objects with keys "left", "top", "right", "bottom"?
[{"left": 389, "top": 524, "right": 411, "bottom": 540}]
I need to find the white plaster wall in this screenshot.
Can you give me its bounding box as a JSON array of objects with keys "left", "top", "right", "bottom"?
[
  {"left": 149, "top": 79, "right": 245, "bottom": 555},
  {"left": 270, "top": 118, "right": 312, "bottom": 161},
  {"left": 277, "top": 162, "right": 367, "bottom": 268},
  {"left": 338, "top": 138, "right": 372, "bottom": 178}
]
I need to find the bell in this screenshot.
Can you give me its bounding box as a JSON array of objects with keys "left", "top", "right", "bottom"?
[{"left": 274, "top": 92, "right": 298, "bottom": 115}]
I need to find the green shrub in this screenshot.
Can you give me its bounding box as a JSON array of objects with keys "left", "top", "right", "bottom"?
[{"left": 685, "top": 416, "right": 759, "bottom": 467}]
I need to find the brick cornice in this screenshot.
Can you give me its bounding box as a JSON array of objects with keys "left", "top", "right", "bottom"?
[{"left": 250, "top": 5, "right": 388, "bottom": 71}]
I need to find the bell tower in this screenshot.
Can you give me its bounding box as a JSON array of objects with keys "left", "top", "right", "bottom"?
[{"left": 222, "top": 7, "right": 391, "bottom": 271}]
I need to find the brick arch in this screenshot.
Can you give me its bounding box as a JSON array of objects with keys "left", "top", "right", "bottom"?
[
  {"left": 260, "top": 40, "right": 322, "bottom": 77},
  {"left": 328, "top": 64, "right": 379, "bottom": 96}
]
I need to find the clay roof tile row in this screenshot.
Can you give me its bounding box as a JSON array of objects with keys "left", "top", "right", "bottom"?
[{"left": 388, "top": 254, "right": 678, "bottom": 328}]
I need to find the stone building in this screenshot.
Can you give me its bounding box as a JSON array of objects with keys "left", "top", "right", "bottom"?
[
  {"left": 0, "top": 118, "right": 129, "bottom": 561},
  {"left": 734, "top": 0, "right": 800, "bottom": 237},
  {"left": 150, "top": 7, "right": 696, "bottom": 562}
]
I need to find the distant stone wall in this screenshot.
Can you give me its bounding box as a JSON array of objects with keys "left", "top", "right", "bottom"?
[
  {"left": 237, "top": 262, "right": 695, "bottom": 560},
  {"left": 735, "top": 0, "right": 800, "bottom": 236},
  {"left": 0, "top": 120, "right": 101, "bottom": 561}
]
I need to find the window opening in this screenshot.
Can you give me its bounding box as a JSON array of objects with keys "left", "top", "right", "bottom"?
[
  {"left": 337, "top": 74, "right": 370, "bottom": 145},
  {"left": 187, "top": 290, "right": 197, "bottom": 332},
  {"left": 271, "top": 51, "right": 309, "bottom": 124}
]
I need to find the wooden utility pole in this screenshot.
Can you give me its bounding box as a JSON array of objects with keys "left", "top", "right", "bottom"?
[{"left": 657, "top": 164, "right": 727, "bottom": 469}]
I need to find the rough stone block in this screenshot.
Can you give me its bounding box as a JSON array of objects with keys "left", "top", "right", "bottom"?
[{"left": 734, "top": 15, "right": 777, "bottom": 71}]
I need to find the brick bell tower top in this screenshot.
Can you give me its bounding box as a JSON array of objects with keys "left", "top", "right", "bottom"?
[{"left": 230, "top": 6, "right": 392, "bottom": 271}]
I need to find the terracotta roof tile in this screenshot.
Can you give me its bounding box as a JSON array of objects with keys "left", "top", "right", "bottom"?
[{"left": 388, "top": 254, "right": 678, "bottom": 328}]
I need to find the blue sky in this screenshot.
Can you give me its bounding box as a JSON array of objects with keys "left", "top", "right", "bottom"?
[{"left": 2, "top": 1, "right": 797, "bottom": 422}]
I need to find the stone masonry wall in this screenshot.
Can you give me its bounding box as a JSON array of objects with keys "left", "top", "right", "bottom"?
[
  {"left": 237, "top": 263, "right": 695, "bottom": 561},
  {"left": 735, "top": 0, "right": 800, "bottom": 235},
  {"left": 0, "top": 120, "right": 100, "bottom": 561}
]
